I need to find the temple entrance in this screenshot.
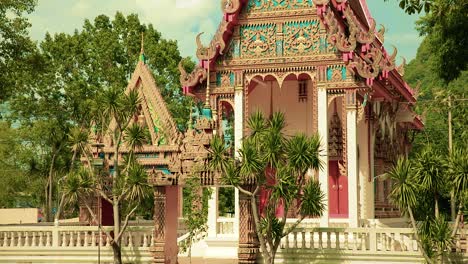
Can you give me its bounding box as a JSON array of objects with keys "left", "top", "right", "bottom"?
[
  {"left": 328, "top": 161, "right": 348, "bottom": 218},
  {"left": 328, "top": 97, "right": 349, "bottom": 218}
]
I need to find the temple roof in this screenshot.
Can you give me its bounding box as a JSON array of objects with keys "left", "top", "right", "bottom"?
[
  {"left": 180, "top": 0, "right": 415, "bottom": 103},
  {"left": 125, "top": 59, "right": 180, "bottom": 145}
]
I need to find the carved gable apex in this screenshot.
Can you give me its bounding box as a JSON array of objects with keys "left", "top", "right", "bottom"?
[{"left": 126, "top": 61, "right": 179, "bottom": 145}]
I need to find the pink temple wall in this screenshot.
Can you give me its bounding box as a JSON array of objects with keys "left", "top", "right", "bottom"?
[{"left": 247, "top": 79, "right": 314, "bottom": 136}]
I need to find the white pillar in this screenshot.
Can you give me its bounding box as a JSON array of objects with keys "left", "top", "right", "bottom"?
[
  {"left": 207, "top": 187, "right": 219, "bottom": 238},
  {"left": 233, "top": 82, "right": 244, "bottom": 238},
  {"left": 358, "top": 114, "right": 374, "bottom": 221},
  {"left": 234, "top": 86, "right": 244, "bottom": 157},
  {"left": 317, "top": 85, "right": 329, "bottom": 227},
  {"left": 346, "top": 91, "right": 359, "bottom": 228}
]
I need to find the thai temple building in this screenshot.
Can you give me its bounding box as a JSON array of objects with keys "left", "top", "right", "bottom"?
[{"left": 81, "top": 0, "right": 424, "bottom": 263}]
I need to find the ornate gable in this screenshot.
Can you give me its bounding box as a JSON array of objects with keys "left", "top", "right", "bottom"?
[{"left": 126, "top": 60, "right": 180, "bottom": 146}]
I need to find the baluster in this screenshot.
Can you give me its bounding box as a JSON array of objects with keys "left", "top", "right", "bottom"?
[
  {"left": 361, "top": 232, "right": 366, "bottom": 250},
  {"left": 326, "top": 231, "right": 331, "bottom": 249},
  {"left": 69, "top": 231, "right": 74, "bottom": 247},
  {"left": 143, "top": 233, "right": 148, "bottom": 247},
  {"left": 381, "top": 233, "right": 386, "bottom": 251},
  {"left": 2, "top": 232, "right": 7, "bottom": 247},
  {"left": 91, "top": 231, "right": 96, "bottom": 247},
  {"left": 301, "top": 231, "right": 306, "bottom": 249},
  {"left": 9, "top": 232, "right": 15, "bottom": 247},
  {"left": 318, "top": 231, "right": 323, "bottom": 249},
  {"left": 23, "top": 231, "right": 29, "bottom": 247},
  {"left": 46, "top": 232, "right": 51, "bottom": 247},
  {"left": 344, "top": 232, "right": 349, "bottom": 250},
  {"left": 150, "top": 232, "right": 155, "bottom": 247},
  {"left": 105, "top": 233, "right": 111, "bottom": 246},
  {"left": 99, "top": 231, "right": 104, "bottom": 247},
  {"left": 76, "top": 232, "right": 81, "bottom": 247},
  {"left": 84, "top": 232, "right": 89, "bottom": 247},
  {"left": 128, "top": 233, "right": 134, "bottom": 247},
  {"left": 310, "top": 231, "right": 314, "bottom": 249},
  {"left": 391, "top": 233, "right": 396, "bottom": 251},
  {"left": 31, "top": 232, "right": 37, "bottom": 247},
  {"left": 335, "top": 231, "right": 340, "bottom": 249},
  {"left": 17, "top": 232, "right": 23, "bottom": 247},
  {"left": 293, "top": 232, "right": 298, "bottom": 249},
  {"left": 399, "top": 233, "right": 406, "bottom": 251},
  {"left": 38, "top": 232, "right": 43, "bottom": 247},
  {"left": 285, "top": 233, "right": 290, "bottom": 249},
  {"left": 61, "top": 232, "right": 66, "bottom": 247},
  {"left": 352, "top": 232, "right": 358, "bottom": 251}
]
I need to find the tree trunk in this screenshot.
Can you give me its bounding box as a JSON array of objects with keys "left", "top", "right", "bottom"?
[
  {"left": 434, "top": 193, "right": 439, "bottom": 219},
  {"left": 70, "top": 149, "right": 77, "bottom": 172},
  {"left": 408, "top": 206, "right": 433, "bottom": 264},
  {"left": 450, "top": 191, "right": 456, "bottom": 221},
  {"left": 111, "top": 241, "right": 122, "bottom": 264},
  {"left": 54, "top": 193, "right": 66, "bottom": 223},
  {"left": 112, "top": 201, "right": 122, "bottom": 264},
  {"left": 47, "top": 145, "right": 62, "bottom": 222},
  {"left": 451, "top": 205, "right": 463, "bottom": 237}
]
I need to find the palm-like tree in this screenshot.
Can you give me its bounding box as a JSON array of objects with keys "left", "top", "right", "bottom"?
[
  {"left": 209, "top": 111, "right": 325, "bottom": 264},
  {"left": 447, "top": 147, "right": 468, "bottom": 237},
  {"left": 413, "top": 146, "right": 447, "bottom": 218},
  {"left": 388, "top": 157, "right": 434, "bottom": 264},
  {"left": 62, "top": 87, "right": 144, "bottom": 264},
  {"left": 68, "top": 126, "right": 91, "bottom": 170}
]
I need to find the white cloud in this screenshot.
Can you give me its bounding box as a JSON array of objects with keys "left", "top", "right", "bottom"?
[{"left": 133, "top": 0, "right": 221, "bottom": 57}]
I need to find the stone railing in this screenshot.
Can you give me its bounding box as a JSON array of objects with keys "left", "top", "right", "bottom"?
[
  {"left": 0, "top": 225, "right": 154, "bottom": 263},
  {"left": 0, "top": 225, "right": 154, "bottom": 248},
  {"left": 281, "top": 227, "right": 419, "bottom": 252},
  {"left": 275, "top": 226, "right": 468, "bottom": 263}
]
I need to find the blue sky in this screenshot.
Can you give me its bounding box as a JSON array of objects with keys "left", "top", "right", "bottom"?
[{"left": 28, "top": 0, "right": 423, "bottom": 62}]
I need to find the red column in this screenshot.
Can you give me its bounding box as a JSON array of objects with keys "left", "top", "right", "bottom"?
[
  {"left": 238, "top": 185, "right": 259, "bottom": 263},
  {"left": 150, "top": 186, "right": 179, "bottom": 264}
]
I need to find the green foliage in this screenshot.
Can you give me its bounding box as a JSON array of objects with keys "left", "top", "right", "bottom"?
[
  {"left": 388, "top": 157, "right": 419, "bottom": 212},
  {"left": 218, "top": 187, "right": 235, "bottom": 216},
  {"left": 300, "top": 179, "right": 325, "bottom": 217},
  {"left": 180, "top": 170, "right": 210, "bottom": 256},
  {"left": 416, "top": 0, "right": 468, "bottom": 82},
  {"left": 447, "top": 147, "right": 468, "bottom": 199},
  {"left": 413, "top": 146, "right": 447, "bottom": 197},
  {"left": 61, "top": 168, "right": 94, "bottom": 208},
  {"left": 385, "top": 0, "right": 433, "bottom": 14},
  {"left": 0, "top": 0, "right": 37, "bottom": 102},
  {"left": 209, "top": 111, "right": 325, "bottom": 263},
  {"left": 124, "top": 164, "right": 151, "bottom": 202}
]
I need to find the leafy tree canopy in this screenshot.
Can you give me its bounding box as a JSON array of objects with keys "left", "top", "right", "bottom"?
[{"left": 0, "top": 0, "right": 37, "bottom": 102}]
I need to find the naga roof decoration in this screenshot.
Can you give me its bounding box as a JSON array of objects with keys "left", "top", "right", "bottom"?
[{"left": 179, "top": 0, "right": 417, "bottom": 105}]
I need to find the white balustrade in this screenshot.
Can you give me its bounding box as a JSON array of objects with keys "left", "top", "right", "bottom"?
[
  {"left": 0, "top": 225, "right": 154, "bottom": 249},
  {"left": 277, "top": 227, "right": 423, "bottom": 255}
]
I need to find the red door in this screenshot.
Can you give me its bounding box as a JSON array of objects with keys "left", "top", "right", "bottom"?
[{"left": 328, "top": 161, "right": 348, "bottom": 218}]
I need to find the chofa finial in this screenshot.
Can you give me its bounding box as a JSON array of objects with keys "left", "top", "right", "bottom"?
[{"left": 140, "top": 32, "right": 146, "bottom": 63}]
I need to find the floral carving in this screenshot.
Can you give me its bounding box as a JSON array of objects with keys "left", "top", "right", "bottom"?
[
  {"left": 241, "top": 24, "right": 276, "bottom": 57},
  {"left": 245, "top": 0, "right": 314, "bottom": 14},
  {"left": 284, "top": 21, "right": 320, "bottom": 55}
]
